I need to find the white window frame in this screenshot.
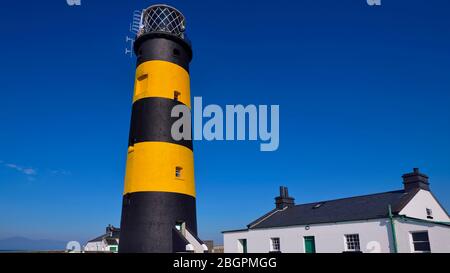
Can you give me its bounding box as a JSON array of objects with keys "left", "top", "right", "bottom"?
[
  {"left": 344, "top": 234, "right": 361, "bottom": 252},
  {"left": 409, "top": 231, "right": 431, "bottom": 253},
  {"left": 270, "top": 237, "right": 281, "bottom": 252}
]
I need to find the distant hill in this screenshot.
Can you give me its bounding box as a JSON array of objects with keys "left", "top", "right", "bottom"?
[{"left": 0, "top": 236, "right": 66, "bottom": 252}]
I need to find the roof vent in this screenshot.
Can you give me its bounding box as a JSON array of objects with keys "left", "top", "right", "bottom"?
[{"left": 313, "top": 203, "right": 325, "bottom": 209}]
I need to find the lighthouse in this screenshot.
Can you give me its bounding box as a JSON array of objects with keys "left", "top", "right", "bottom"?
[{"left": 119, "top": 4, "right": 202, "bottom": 253}]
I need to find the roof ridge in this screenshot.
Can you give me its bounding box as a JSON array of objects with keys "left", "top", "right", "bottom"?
[
  {"left": 248, "top": 207, "right": 287, "bottom": 229},
  {"left": 293, "top": 189, "right": 405, "bottom": 207}
]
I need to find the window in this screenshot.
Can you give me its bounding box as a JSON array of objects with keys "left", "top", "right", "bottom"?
[
  {"left": 270, "top": 238, "right": 280, "bottom": 252},
  {"left": 136, "top": 74, "right": 148, "bottom": 96},
  {"left": 175, "top": 223, "right": 182, "bottom": 231},
  {"left": 175, "top": 167, "right": 183, "bottom": 178},
  {"left": 411, "top": 231, "right": 431, "bottom": 253},
  {"left": 238, "top": 239, "right": 247, "bottom": 254},
  {"left": 426, "top": 208, "right": 433, "bottom": 219},
  {"left": 345, "top": 234, "right": 361, "bottom": 252},
  {"left": 175, "top": 221, "right": 186, "bottom": 235},
  {"left": 174, "top": 91, "right": 181, "bottom": 101}
]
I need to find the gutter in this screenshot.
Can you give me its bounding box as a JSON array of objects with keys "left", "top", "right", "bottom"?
[
  {"left": 397, "top": 215, "right": 450, "bottom": 226},
  {"left": 388, "top": 205, "right": 398, "bottom": 253}
]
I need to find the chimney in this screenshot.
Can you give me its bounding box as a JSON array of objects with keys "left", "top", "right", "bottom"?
[
  {"left": 402, "top": 168, "right": 430, "bottom": 192},
  {"left": 275, "top": 186, "right": 295, "bottom": 209},
  {"left": 106, "top": 224, "right": 114, "bottom": 236}
]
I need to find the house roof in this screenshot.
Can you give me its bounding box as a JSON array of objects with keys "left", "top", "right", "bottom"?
[
  {"left": 87, "top": 228, "right": 121, "bottom": 243},
  {"left": 246, "top": 189, "right": 419, "bottom": 230},
  {"left": 105, "top": 238, "right": 118, "bottom": 245}
]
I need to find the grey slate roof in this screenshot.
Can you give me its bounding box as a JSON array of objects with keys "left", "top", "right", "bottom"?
[
  {"left": 88, "top": 228, "right": 121, "bottom": 243},
  {"left": 105, "top": 238, "right": 118, "bottom": 245},
  {"left": 248, "top": 189, "right": 419, "bottom": 229}
]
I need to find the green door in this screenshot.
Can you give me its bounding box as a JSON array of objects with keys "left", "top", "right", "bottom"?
[
  {"left": 110, "top": 246, "right": 118, "bottom": 253},
  {"left": 304, "top": 236, "right": 316, "bottom": 253}
]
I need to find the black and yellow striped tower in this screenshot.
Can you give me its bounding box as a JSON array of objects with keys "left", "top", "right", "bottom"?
[{"left": 119, "top": 4, "right": 197, "bottom": 253}]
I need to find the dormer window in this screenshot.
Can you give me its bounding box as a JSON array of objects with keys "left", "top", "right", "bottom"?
[{"left": 426, "top": 208, "right": 433, "bottom": 219}]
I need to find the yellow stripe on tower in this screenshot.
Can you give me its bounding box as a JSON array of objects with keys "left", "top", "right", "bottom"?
[
  {"left": 124, "top": 142, "right": 195, "bottom": 197},
  {"left": 133, "top": 60, "right": 191, "bottom": 108}
]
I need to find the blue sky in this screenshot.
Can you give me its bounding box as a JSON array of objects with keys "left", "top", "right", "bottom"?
[{"left": 0, "top": 0, "right": 449, "bottom": 245}]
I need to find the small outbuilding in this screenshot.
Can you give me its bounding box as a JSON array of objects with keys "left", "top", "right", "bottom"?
[{"left": 84, "top": 225, "right": 120, "bottom": 253}]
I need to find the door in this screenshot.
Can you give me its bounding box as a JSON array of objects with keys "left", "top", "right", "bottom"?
[
  {"left": 109, "top": 246, "right": 118, "bottom": 253},
  {"left": 304, "top": 236, "right": 316, "bottom": 253},
  {"left": 238, "top": 239, "right": 248, "bottom": 253},
  {"left": 242, "top": 239, "right": 248, "bottom": 253}
]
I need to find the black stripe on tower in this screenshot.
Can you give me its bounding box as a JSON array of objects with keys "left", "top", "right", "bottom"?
[
  {"left": 128, "top": 98, "right": 193, "bottom": 150},
  {"left": 119, "top": 192, "right": 197, "bottom": 253},
  {"left": 134, "top": 32, "right": 193, "bottom": 72}
]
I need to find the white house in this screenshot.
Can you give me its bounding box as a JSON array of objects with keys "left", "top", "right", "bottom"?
[
  {"left": 223, "top": 168, "right": 450, "bottom": 253},
  {"left": 84, "top": 225, "right": 120, "bottom": 253},
  {"left": 84, "top": 224, "right": 208, "bottom": 253}
]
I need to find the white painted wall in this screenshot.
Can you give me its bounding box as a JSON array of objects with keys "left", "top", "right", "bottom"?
[
  {"left": 400, "top": 190, "right": 450, "bottom": 222},
  {"left": 224, "top": 218, "right": 450, "bottom": 253},
  {"left": 84, "top": 241, "right": 108, "bottom": 252},
  {"left": 224, "top": 219, "right": 394, "bottom": 253},
  {"left": 395, "top": 218, "right": 450, "bottom": 253}
]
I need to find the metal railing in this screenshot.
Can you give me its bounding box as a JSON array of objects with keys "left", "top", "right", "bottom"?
[{"left": 137, "top": 4, "right": 187, "bottom": 40}]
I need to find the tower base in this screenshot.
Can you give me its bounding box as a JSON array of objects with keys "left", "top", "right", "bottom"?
[{"left": 119, "top": 191, "right": 197, "bottom": 253}]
